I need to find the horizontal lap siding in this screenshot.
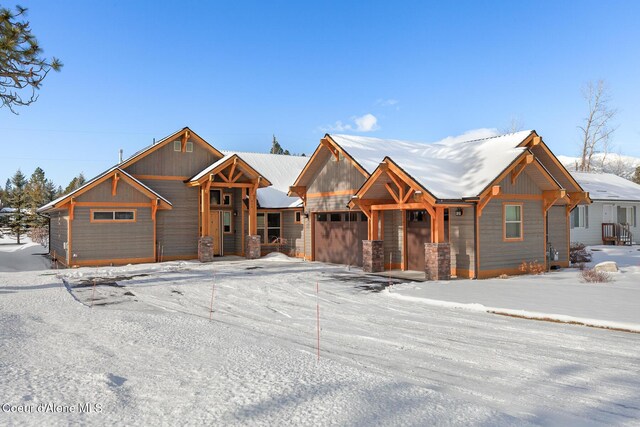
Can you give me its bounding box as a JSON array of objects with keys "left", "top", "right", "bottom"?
[
  {"left": 383, "top": 211, "right": 402, "bottom": 266},
  {"left": 49, "top": 210, "right": 67, "bottom": 262},
  {"left": 449, "top": 208, "right": 475, "bottom": 277},
  {"left": 307, "top": 154, "right": 367, "bottom": 194},
  {"left": 547, "top": 206, "right": 568, "bottom": 264},
  {"left": 479, "top": 199, "right": 544, "bottom": 271},
  {"left": 144, "top": 180, "right": 199, "bottom": 258},
  {"left": 282, "top": 210, "right": 304, "bottom": 256},
  {"left": 71, "top": 207, "right": 153, "bottom": 261},
  {"left": 306, "top": 195, "right": 353, "bottom": 212}
]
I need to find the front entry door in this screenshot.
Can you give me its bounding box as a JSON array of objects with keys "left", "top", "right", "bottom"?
[
  {"left": 406, "top": 210, "right": 431, "bottom": 271},
  {"left": 603, "top": 204, "right": 614, "bottom": 223},
  {"left": 209, "top": 211, "right": 222, "bottom": 255}
]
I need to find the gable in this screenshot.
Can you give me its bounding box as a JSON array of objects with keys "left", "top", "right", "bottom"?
[
  {"left": 124, "top": 133, "right": 223, "bottom": 178},
  {"left": 307, "top": 149, "right": 368, "bottom": 195},
  {"left": 75, "top": 177, "right": 151, "bottom": 204}
]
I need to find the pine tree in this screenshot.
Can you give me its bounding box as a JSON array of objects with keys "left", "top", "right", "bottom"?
[
  {"left": 7, "top": 169, "right": 27, "bottom": 244},
  {"left": 63, "top": 173, "right": 86, "bottom": 194},
  {"left": 0, "top": 5, "right": 62, "bottom": 113},
  {"left": 632, "top": 166, "right": 640, "bottom": 185},
  {"left": 269, "top": 135, "right": 290, "bottom": 155},
  {"left": 25, "top": 167, "right": 50, "bottom": 228}
]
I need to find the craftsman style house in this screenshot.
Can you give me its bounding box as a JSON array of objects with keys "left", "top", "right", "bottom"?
[
  {"left": 39, "top": 127, "right": 308, "bottom": 267},
  {"left": 289, "top": 131, "right": 590, "bottom": 279},
  {"left": 569, "top": 172, "right": 639, "bottom": 246}
]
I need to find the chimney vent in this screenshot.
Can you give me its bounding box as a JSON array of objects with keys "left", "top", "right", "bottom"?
[{"left": 119, "top": 149, "right": 123, "bottom": 163}]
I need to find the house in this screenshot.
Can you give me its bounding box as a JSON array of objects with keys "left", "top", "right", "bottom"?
[
  {"left": 289, "top": 130, "right": 590, "bottom": 279},
  {"left": 38, "top": 127, "right": 309, "bottom": 267},
  {"left": 569, "top": 172, "right": 639, "bottom": 246}
]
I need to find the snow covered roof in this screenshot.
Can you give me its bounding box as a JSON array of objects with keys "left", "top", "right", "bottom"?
[
  {"left": 571, "top": 172, "right": 640, "bottom": 202},
  {"left": 222, "top": 151, "right": 309, "bottom": 208},
  {"left": 38, "top": 168, "right": 172, "bottom": 212},
  {"left": 330, "top": 130, "right": 532, "bottom": 199},
  {"left": 189, "top": 154, "right": 235, "bottom": 182}
]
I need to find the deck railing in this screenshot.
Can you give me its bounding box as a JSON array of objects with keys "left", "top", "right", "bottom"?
[{"left": 602, "top": 223, "right": 633, "bottom": 245}]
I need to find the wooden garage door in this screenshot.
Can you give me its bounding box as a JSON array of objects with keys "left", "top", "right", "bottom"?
[
  {"left": 407, "top": 210, "right": 431, "bottom": 271},
  {"left": 314, "top": 212, "right": 368, "bottom": 266}
]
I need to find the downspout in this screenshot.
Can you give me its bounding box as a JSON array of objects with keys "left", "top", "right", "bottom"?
[{"left": 473, "top": 203, "right": 479, "bottom": 279}]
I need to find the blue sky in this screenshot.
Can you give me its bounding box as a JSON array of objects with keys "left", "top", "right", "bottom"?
[{"left": 2, "top": 0, "right": 639, "bottom": 188}]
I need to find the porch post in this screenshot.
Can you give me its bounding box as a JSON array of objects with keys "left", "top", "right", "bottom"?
[{"left": 246, "top": 183, "right": 260, "bottom": 259}]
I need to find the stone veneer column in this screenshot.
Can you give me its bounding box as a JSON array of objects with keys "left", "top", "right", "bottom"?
[
  {"left": 362, "top": 240, "right": 384, "bottom": 273},
  {"left": 198, "top": 236, "right": 214, "bottom": 262},
  {"left": 245, "top": 235, "right": 261, "bottom": 260},
  {"left": 424, "top": 243, "right": 451, "bottom": 281}
]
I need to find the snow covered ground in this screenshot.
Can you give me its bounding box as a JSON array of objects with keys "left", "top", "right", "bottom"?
[
  {"left": 1, "top": 250, "right": 639, "bottom": 425},
  {"left": 0, "top": 235, "right": 50, "bottom": 272}
]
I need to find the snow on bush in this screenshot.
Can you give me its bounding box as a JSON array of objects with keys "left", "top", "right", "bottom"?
[
  {"left": 580, "top": 267, "right": 612, "bottom": 283},
  {"left": 570, "top": 242, "right": 592, "bottom": 264}
]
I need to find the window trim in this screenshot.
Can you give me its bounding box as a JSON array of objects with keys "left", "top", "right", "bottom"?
[
  {"left": 90, "top": 209, "right": 137, "bottom": 223},
  {"left": 173, "top": 140, "right": 181, "bottom": 151},
  {"left": 222, "top": 193, "right": 232, "bottom": 206},
  {"left": 185, "top": 141, "right": 193, "bottom": 153},
  {"left": 210, "top": 189, "right": 222, "bottom": 206},
  {"left": 503, "top": 203, "right": 523, "bottom": 241},
  {"left": 222, "top": 210, "right": 233, "bottom": 234},
  {"left": 257, "top": 211, "right": 282, "bottom": 245},
  {"left": 294, "top": 210, "right": 302, "bottom": 224}
]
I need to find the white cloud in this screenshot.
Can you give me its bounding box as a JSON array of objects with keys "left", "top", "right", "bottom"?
[
  {"left": 323, "top": 113, "right": 379, "bottom": 133},
  {"left": 375, "top": 98, "right": 399, "bottom": 107}
]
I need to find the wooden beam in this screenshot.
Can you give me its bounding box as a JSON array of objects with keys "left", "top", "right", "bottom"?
[
  {"left": 248, "top": 185, "right": 258, "bottom": 235},
  {"left": 433, "top": 206, "right": 446, "bottom": 243},
  {"left": 320, "top": 138, "right": 340, "bottom": 161},
  {"left": 543, "top": 189, "right": 566, "bottom": 213},
  {"left": 151, "top": 199, "right": 159, "bottom": 220},
  {"left": 477, "top": 185, "right": 501, "bottom": 217},
  {"left": 217, "top": 171, "right": 230, "bottom": 183},
  {"left": 401, "top": 188, "right": 415, "bottom": 204},
  {"left": 231, "top": 170, "right": 243, "bottom": 183},
  {"left": 111, "top": 172, "right": 120, "bottom": 196},
  {"left": 228, "top": 158, "right": 237, "bottom": 183},
  {"left": 385, "top": 169, "right": 405, "bottom": 201},
  {"left": 384, "top": 183, "right": 401, "bottom": 203},
  {"left": 210, "top": 182, "right": 255, "bottom": 188},
  {"left": 69, "top": 198, "right": 76, "bottom": 221},
  {"left": 370, "top": 210, "right": 379, "bottom": 240},
  {"left": 181, "top": 130, "right": 190, "bottom": 152},
  {"left": 510, "top": 153, "right": 534, "bottom": 184}
]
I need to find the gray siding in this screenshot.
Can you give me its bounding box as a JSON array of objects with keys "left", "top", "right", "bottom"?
[
  {"left": 547, "top": 206, "right": 568, "bottom": 265},
  {"left": 49, "top": 210, "right": 68, "bottom": 263},
  {"left": 307, "top": 154, "right": 367, "bottom": 194},
  {"left": 499, "top": 170, "right": 543, "bottom": 195},
  {"left": 304, "top": 215, "right": 311, "bottom": 258},
  {"left": 144, "top": 180, "right": 199, "bottom": 258},
  {"left": 71, "top": 207, "right": 154, "bottom": 262},
  {"left": 282, "top": 210, "right": 304, "bottom": 256},
  {"left": 449, "top": 207, "right": 475, "bottom": 277},
  {"left": 478, "top": 199, "right": 545, "bottom": 272},
  {"left": 124, "top": 138, "right": 221, "bottom": 177},
  {"left": 383, "top": 210, "right": 403, "bottom": 266},
  {"left": 306, "top": 194, "right": 354, "bottom": 212},
  {"left": 76, "top": 179, "right": 149, "bottom": 204}
]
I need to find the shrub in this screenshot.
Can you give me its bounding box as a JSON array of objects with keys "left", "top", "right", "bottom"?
[
  {"left": 570, "top": 242, "right": 592, "bottom": 264},
  {"left": 580, "top": 267, "right": 612, "bottom": 283},
  {"left": 28, "top": 226, "right": 49, "bottom": 248},
  {"left": 519, "top": 260, "right": 545, "bottom": 275}
]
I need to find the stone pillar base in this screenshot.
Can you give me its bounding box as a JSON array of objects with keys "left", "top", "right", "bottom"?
[
  {"left": 246, "top": 235, "right": 261, "bottom": 259},
  {"left": 363, "top": 240, "right": 384, "bottom": 273},
  {"left": 198, "top": 236, "right": 214, "bottom": 262},
  {"left": 425, "top": 243, "right": 451, "bottom": 280}
]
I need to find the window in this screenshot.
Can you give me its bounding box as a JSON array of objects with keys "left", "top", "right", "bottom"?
[
  {"left": 185, "top": 141, "right": 193, "bottom": 152},
  {"left": 504, "top": 204, "right": 522, "bottom": 240},
  {"left": 570, "top": 205, "right": 588, "bottom": 228},
  {"left": 256, "top": 212, "right": 281, "bottom": 243},
  {"left": 223, "top": 211, "right": 232, "bottom": 233},
  {"left": 223, "top": 193, "right": 232, "bottom": 206},
  {"left": 210, "top": 189, "right": 221, "bottom": 205},
  {"left": 317, "top": 213, "right": 327, "bottom": 222},
  {"left": 330, "top": 213, "right": 342, "bottom": 222},
  {"left": 91, "top": 210, "right": 136, "bottom": 223},
  {"left": 409, "top": 210, "right": 429, "bottom": 222},
  {"left": 294, "top": 211, "right": 302, "bottom": 223},
  {"left": 173, "top": 140, "right": 181, "bottom": 151}
]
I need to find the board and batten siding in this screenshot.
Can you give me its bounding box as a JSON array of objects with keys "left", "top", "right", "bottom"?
[
  {"left": 449, "top": 207, "right": 475, "bottom": 278},
  {"left": 547, "top": 205, "right": 569, "bottom": 266},
  {"left": 124, "top": 138, "right": 221, "bottom": 177},
  {"left": 49, "top": 210, "right": 68, "bottom": 264},
  {"left": 75, "top": 179, "right": 149, "bottom": 204},
  {"left": 305, "top": 154, "right": 368, "bottom": 213},
  {"left": 71, "top": 207, "right": 154, "bottom": 263},
  {"left": 383, "top": 210, "right": 403, "bottom": 267},
  {"left": 143, "top": 180, "right": 199, "bottom": 259}
]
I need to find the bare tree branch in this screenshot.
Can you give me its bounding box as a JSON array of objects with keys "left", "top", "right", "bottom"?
[{"left": 578, "top": 80, "right": 617, "bottom": 172}]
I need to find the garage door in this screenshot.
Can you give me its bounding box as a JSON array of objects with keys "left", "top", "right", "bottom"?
[{"left": 314, "top": 212, "right": 368, "bottom": 266}]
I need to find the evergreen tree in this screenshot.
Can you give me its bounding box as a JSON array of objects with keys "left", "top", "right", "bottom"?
[
  {"left": 4, "top": 178, "right": 11, "bottom": 194},
  {"left": 269, "top": 135, "right": 290, "bottom": 155},
  {"left": 64, "top": 173, "right": 86, "bottom": 194},
  {"left": 7, "top": 169, "right": 27, "bottom": 244},
  {"left": 0, "top": 5, "right": 62, "bottom": 113},
  {"left": 25, "top": 167, "right": 50, "bottom": 227},
  {"left": 633, "top": 166, "right": 640, "bottom": 185}
]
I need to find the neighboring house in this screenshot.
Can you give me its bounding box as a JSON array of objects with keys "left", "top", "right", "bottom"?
[
  {"left": 569, "top": 172, "right": 639, "bottom": 246},
  {"left": 38, "top": 127, "right": 308, "bottom": 267},
  {"left": 289, "top": 130, "right": 590, "bottom": 279}
]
